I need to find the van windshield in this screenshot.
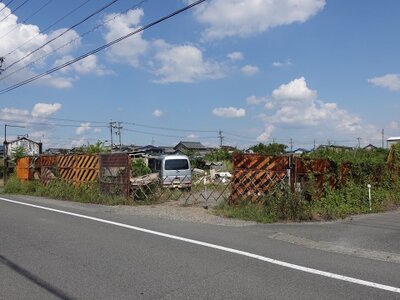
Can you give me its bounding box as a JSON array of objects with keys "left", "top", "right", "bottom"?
[{"left": 165, "top": 159, "right": 189, "bottom": 170}]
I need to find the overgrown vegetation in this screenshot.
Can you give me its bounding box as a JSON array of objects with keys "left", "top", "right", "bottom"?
[
  {"left": 249, "top": 143, "right": 288, "bottom": 155},
  {"left": 3, "top": 175, "right": 131, "bottom": 205},
  {"left": 11, "top": 146, "right": 28, "bottom": 163},
  {"left": 215, "top": 146, "right": 400, "bottom": 223},
  {"left": 73, "top": 141, "right": 110, "bottom": 154},
  {"left": 131, "top": 159, "right": 152, "bottom": 177}
]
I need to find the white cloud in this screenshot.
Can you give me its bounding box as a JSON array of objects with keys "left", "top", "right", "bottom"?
[
  {"left": 0, "top": 103, "right": 62, "bottom": 141},
  {"left": 212, "top": 107, "right": 246, "bottom": 118},
  {"left": 388, "top": 121, "right": 400, "bottom": 131},
  {"left": 0, "top": 107, "right": 30, "bottom": 122},
  {"left": 252, "top": 77, "right": 362, "bottom": 140},
  {"left": 241, "top": 64, "right": 259, "bottom": 75},
  {"left": 368, "top": 74, "right": 400, "bottom": 91},
  {"left": 187, "top": 134, "right": 197, "bottom": 139},
  {"left": 272, "top": 77, "right": 317, "bottom": 102},
  {"left": 103, "top": 9, "right": 148, "bottom": 67},
  {"left": 246, "top": 95, "right": 266, "bottom": 105},
  {"left": 76, "top": 122, "right": 91, "bottom": 135},
  {"left": 54, "top": 55, "right": 108, "bottom": 75},
  {"left": 0, "top": 4, "right": 81, "bottom": 88},
  {"left": 32, "top": 103, "right": 62, "bottom": 117},
  {"left": 193, "top": 0, "right": 326, "bottom": 40},
  {"left": 257, "top": 124, "right": 275, "bottom": 142},
  {"left": 152, "top": 42, "right": 224, "bottom": 83},
  {"left": 272, "top": 59, "right": 292, "bottom": 67},
  {"left": 227, "top": 51, "right": 243, "bottom": 61},
  {"left": 153, "top": 109, "right": 163, "bottom": 118}
]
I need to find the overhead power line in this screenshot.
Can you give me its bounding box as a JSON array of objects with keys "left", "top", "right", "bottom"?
[
  {"left": 0, "top": 0, "right": 17, "bottom": 14},
  {"left": 0, "top": 0, "right": 31, "bottom": 23},
  {"left": 3, "top": 0, "right": 92, "bottom": 58},
  {"left": 0, "top": 0, "right": 53, "bottom": 40},
  {"left": 123, "top": 121, "right": 215, "bottom": 133},
  {"left": 0, "top": 0, "right": 147, "bottom": 82},
  {"left": 0, "top": 0, "right": 207, "bottom": 95},
  {"left": 1, "top": 0, "right": 119, "bottom": 72}
]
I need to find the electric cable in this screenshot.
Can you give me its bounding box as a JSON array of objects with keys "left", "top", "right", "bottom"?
[
  {"left": 3, "top": 0, "right": 92, "bottom": 58},
  {"left": 0, "top": 0, "right": 53, "bottom": 40},
  {"left": 2, "top": 0, "right": 119, "bottom": 72},
  {"left": 0, "top": 0, "right": 207, "bottom": 95},
  {"left": 0, "top": 0, "right": 17, "bottom": 14},
  {"left": 0, "top": 0, "right": 146, "bottom": 82},
  {"left": 0, "top": 0, "right": 31, "bottom": 23}
]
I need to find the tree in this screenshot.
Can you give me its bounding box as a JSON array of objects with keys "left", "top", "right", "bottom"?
[
  {"left": 249, "top": 143, "right": 287, "bottom": 155},
  {"left": 75, "top": 141, "right": 110, "bottom": 154},
  {"left": 204, "top": 148, "right": 232, "bottom": 162},
  {"left": 11, "top": 146, "right": 28, "bottom": 163},
  {"left": 131, "top": 159, "right": 152, "bottom": 177}
]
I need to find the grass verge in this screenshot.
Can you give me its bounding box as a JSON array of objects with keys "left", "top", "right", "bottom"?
[
  {"left": 3, "top": 175, "right": 131, "bottom": 205},
  {"left": 214, "top": 182, "right": 400, "bottom": 223}
]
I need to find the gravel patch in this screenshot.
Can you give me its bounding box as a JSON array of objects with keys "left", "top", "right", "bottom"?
[{"left": 5, "top": 195, "right": 256, "bottom": 227}]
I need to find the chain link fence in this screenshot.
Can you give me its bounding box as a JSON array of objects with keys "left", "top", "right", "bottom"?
[{"left": 130, "top": 172, "right": 231, "bottom": 207}]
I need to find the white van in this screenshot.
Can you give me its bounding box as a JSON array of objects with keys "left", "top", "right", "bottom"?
[{"left": 148, "top": 155, "right": 192, "bottom": 189}]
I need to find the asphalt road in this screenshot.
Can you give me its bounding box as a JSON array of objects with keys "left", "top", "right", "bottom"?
[{"left": 1, "top": 195, "right": 399, "bottom": 300}]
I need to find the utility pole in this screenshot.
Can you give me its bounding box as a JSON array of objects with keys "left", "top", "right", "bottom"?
[
  {"left": 313, "top": 139, "right": 316, "bottom": 151},
  {"left": 109, "top": 121, "right": 116, "bottom": 151},
  {"left": 381, "top": 128, "right": 385, "bottom": 148},
  {"left": 0, "top": 57, "right": 4, "bottom": 74},
  {"left": 356, "top": 137, "right": 361, "bottom": 148},
  {"left": 289, "top": 138, "right": 293, "bottom": 152},
  {"left": 218, "top": 130, "right": 224, "bottom": 147},
  {"left": 115, "top": 122, "right": 123, "bottom": 150}
]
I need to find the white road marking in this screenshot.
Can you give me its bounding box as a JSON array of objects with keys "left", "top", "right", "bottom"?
[{"left": 1, "top": 196, "right": 400, "bottom": 294}]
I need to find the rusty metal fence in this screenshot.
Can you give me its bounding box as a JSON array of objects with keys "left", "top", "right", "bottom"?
[
  {"left": 19, "top": 153, "right": 130, "bottom": 198},
  {"left": 99, "top": 153, "right": 130, "bottom": 198}
]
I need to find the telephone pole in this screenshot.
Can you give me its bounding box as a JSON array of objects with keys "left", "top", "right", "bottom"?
[
  {"left": 218, "top": 130, "right": 224, "bottom": 147},
  {"left": 289, "top": 138, "right": 293, "bottom": 152},
  {"left": 356, "top": 137, "right": 361, "bottom": 148},
  {"left": 109, "top": 121, "right": 116, "bottom": 151},
  {"left": 115, "top": 122, "right": 123, "bottom": 150}
]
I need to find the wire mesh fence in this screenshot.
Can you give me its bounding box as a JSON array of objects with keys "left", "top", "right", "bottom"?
[{"left": 130, "top": 172, "right": 231, "bottom": 207}]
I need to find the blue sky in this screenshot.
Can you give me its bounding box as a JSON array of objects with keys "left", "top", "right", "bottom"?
[{"left": 0, "top": 0, "right": 399, "bottom": 150}]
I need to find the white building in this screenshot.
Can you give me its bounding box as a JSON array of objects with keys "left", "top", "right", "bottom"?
[
  {"left": 387, "top": 136, "right": 400, "bottom": 148},
  {"left": 5, "top": 137, "right": 42, "bottom": 157}
]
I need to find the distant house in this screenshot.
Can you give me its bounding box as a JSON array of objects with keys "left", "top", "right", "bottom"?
[
  {"left": 363, "top": 144, "right": 378, "bottom": 151},
  {"left": 4, "top": 137, "right": 42, "bottom": 158},
  {"left": 291, "top": 148, "right": 310, "bottom": 155},
  {"left": 316, "top": 145, "right": 354, "bottom": 152},
  {"left": 174, "top": 141, "right": 211, "bottom": 155},
  {"left": 387, "top": 137, "right": 400, "bottom": 148},
  {"left": 44, "top": 148, "right": 71, "bottom": 155}
]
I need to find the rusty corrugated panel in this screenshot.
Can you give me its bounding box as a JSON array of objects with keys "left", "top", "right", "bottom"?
[
  {"left": 37, "top": 155, "right": 58, "bottom": 168},
  {"left": 233, "top": 153, "right": 289, "bottom": 171},
  {"left": 99, "top": 153, "right": 130, "bottom": 198},
  {"left": 41, "top": 167, "right": 56, "bottom": 185},
  {"left": 16, "top": 157, "right": 30, "bottom": 180}
]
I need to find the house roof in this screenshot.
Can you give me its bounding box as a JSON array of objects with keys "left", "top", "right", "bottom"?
[
  {"left": 6, "top": 136, "right": 41, "bottom": 145},
  {"left": 174, "top": 141, "right": 208, "bottom": 150},
  {"left": 387, "top": 137, "right": 400, "bottom": 141},
  {"left": 362, "top": 144, "right": 377, "bottom": 150}
]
